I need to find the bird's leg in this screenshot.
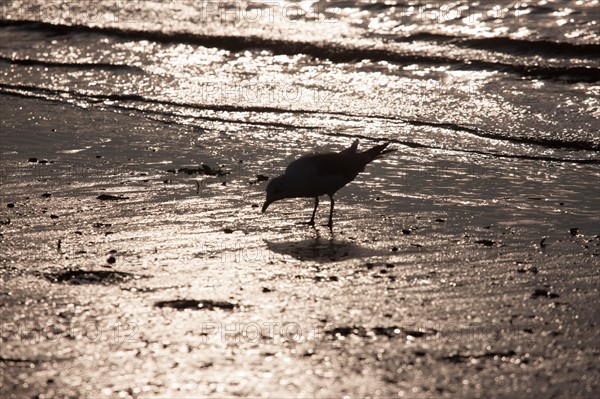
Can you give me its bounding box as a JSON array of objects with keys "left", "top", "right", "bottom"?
[
  {"left": 308, "top": 196, "right": 319, "bottom": 226},
  {"left": 327, "top": 195, "right": 335, "bottom": 229}
]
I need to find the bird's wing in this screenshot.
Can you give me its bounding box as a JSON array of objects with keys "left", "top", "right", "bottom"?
[{"left": 286, "top": 152, "right": 367, "bottom": 178}]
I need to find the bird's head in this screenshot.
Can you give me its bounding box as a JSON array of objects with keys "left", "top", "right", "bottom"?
[{"left": 262, "top": 175, "right": 290, "bottom": 213}]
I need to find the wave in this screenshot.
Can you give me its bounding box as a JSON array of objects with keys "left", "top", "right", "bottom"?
[
  {"left": 1, "top": 82, "right": 598, "bottom": 159},
  {"left": 1, "top": 20, "right": 598, "bottom": 83},
  {"left": 391, "top": 32, "right": 600, "bottom": 60},
  {"left": 0, "top": 55, "right": 143, "bottom": 72}
]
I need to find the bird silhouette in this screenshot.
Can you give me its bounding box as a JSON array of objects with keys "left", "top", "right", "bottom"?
[{"left": 262, "top": 139, "right": 395, "bottom": 229}]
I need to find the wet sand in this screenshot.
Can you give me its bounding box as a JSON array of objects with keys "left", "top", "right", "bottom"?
[{"left": 1, "top": 94, "right": 599, "bottom": 398}]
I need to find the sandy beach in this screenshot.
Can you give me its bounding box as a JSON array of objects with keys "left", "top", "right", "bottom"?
[
  {"left": 1, "top": 0, "right": 600, "bottom": 397},
  {"left": 1, "top": 92, "right": 599, "bottom": 398}
]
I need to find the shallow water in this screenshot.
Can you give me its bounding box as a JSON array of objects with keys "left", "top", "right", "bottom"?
[{"left": 0, "top": 0, "right": 599, "bottom": 155}]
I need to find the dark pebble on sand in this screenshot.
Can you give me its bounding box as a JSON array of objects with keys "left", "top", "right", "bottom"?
[
  {"left": 41, "top": 193, "right": 51, "bottom": 198},
  {"left": 262, "top": 287, "right": 273, "bottom": 293},
  {"left": 256, "top": 174, "right": 269, "bottom": 182},
  {"left": 392, "top": 246, "right": 398, "bottom": 252},
  {"left": 28, "top": 157, "right": 37, "bottom": 163},
  {"left": 570, "top": 228, "right": 579, "bottom": 236},
  {"left": 107, "top": 256, "right": 116, "bottom": 264},
  {"left": 531, "top": 288, "right": 560, "bottom": 298},
  {"left": 223, "top": 228, "right": 233, "bottom": 234},
  {"left": 435, "top": 218, "right": 446, "bottom": 222},
  {"left": 38, "top": 160, "right": 48, "bottom": 164},
  {"left": 251, "top": 204, "right": 259, "bottom": 208},
  {"left": 402, "top": 229, "right": 411, "bottom": 235},
  {"left": 475, "top": 239, "right": 495, "bottom": 246},
  {"left": 50, "top": 214, "right": 59, "bottom": 219},
  {"left": 7, "top": 203, "right": 14, "bottom": 208}
]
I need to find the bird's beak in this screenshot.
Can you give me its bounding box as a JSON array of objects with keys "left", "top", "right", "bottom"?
[{"left": 262, "top": 200, "right": 271, "bottom": 213}]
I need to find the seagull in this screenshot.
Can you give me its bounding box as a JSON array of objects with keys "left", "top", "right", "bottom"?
[{"left": 262, "top": 139, "right": 395, "bottom": 229}]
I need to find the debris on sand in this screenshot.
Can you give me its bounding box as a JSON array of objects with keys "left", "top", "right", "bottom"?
[
  {"left": 43, "top": 269, "right": 138, "bottom": 285},
  {"left": 154, "top": 299, "right": 237, "bottom": 311},
  {"left": 516, "top": 263, "right": 538, "bottom": 274},
  {"left": 168, "top": 164, "right": 229, "bottom": 176},
  {"left": 249, "top": 174, "right": 270, "bottom": 185},
  {"left": 97, "top": 194, "right": 129, "bottom": 201},
  {"left": 540, "top": 237, "right": 548, "bottom": 248},
  {"left": 531, "top": 288, "right": 560, "bottom": 298},
  {"left": 570, "top": 227, "right": 579, "bottom": 236},
  {"left": 256, "top": 174, "right": 269, "bottom": 182}
]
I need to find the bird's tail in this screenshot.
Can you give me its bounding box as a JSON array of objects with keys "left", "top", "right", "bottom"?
[
  {"left": 363, "top": 142, "right": 396, "bottom": 160},
  {"left": 340, "top": 139, "right": 359, "bottom": 154}
]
